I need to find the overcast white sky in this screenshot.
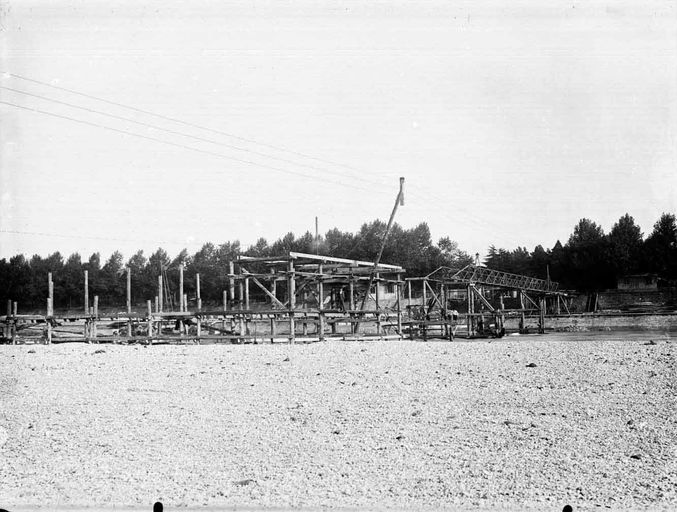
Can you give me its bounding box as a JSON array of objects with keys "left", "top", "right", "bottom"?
[{"left": 1, "top": 0, "right": 676, "bottom": 262}]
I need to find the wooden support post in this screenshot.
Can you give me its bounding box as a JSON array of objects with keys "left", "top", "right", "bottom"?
[
  {"left": 196, "top": 273, "right": 202, "bottom": 311},
  {"left": 183, "top": 294, "right": 188, "bottom": 314},
  {"left": 6, "top": 300, "right": 12, "bottom": 317},
  {"left": 270, "top": 315, "right": 277, "bottom": 343},
  {"left": 271, "top": 280, "right": 277, "bottom": 306},
  {"left": 154, "top": 295, "right": 159, "bottom": 314},
  {"left": 519, "top": 291, "right": 526, "bottom": 333},
  {"left": 396, "top": 274, "right": 403, "bottom": 338},
  {"left": 126, "top": 267, "right": 131, "bottom": 314},
  {"left": 318, "top": 264, "right": 325, "bottom": 341},
  {"left": 349, "top": 275, "right": 355, "bottom": 310},
  {"left": 244, "top": 277, "right": 250, "bottom": 310},
  {"left": 375, "top": 273, "right": 381, "bottom": 335},
  {"left": 223, "top": 290, "right": 228, "bottom": 311},
  {"left": 147, "top": 300, "right": 153, "bottom": 340},
  {"left": 84, "top": 270, "right": 89, "bottom": 314},
  {"left": 228, "top": 261, "right": 235, "bottom": 305},
  {"left": 46, "top": 311, "right": 52, "bottom": 345},
  {"left": 466, "top": 285, "right": 473, "bottom": 338},
  {"left": 238, "top": 282, "right": 244, "bottom": 310},
  {"left": 197, "top": 315, "right": 202, "bottom": 338},
  {"left": 179, "top": 264, "right": 184, "bottom": 311},
  {"left": 405, "top": 279, "right": 410, "bottom": 308},
  {"left": 422, "top": 280, "right": 428, "bottom": 316},
  {"left": 539, "top": 297, "right": 546, "bottom": 334},
  {"left": 92, "top": 296, "right": 99, "bottom": 342},
  {"left": 13, "top": 301, "right": 17, "bottom": 317},
  {"left": 158, "top": 275, "right": 163, "bottom": 313},
  {"left": 499, "top": 294, "right": 506, "bottom": 334},
  {"left": 349, "top": 275, "right": 355, "bottom": 333},
  {"left": 47, "top": 297, "right": 53, "bottom": 317},
  {"left": 288, "top": 259, "right": 296, "bottom": 344},
  {"left": 48, "top": 272, "right": 54, "bottom": 302}
]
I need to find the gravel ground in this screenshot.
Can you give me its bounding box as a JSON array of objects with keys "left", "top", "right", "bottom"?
[{"left": 1, "top": 332, "right": 676, "bottom": 511}]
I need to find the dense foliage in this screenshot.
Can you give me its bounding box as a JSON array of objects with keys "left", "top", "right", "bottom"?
[
  {"left": 0, "top": 220, "right": 472, "bottom": 310},
  {"left": 485, "top": 213, "right": 677, "bottom": 291},
  {"left": 1, "top": 213, "right": 675, "bottom": 310}
]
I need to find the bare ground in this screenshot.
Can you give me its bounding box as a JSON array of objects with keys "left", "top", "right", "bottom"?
[{"left": 1, "top": 332, "right": 676, "bottom": 511}]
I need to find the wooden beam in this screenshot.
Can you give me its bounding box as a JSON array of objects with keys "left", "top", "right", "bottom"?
[
  {"left": 126, "top": 267, "right": 131, "bottom": 314},
  {"left": 84, "top": 270, "right": 89, "bottom": 314},
  {"left": 179, "top": 264, "right": 184, "bottom": 312},
  {"left": 240, "top": 267, "right": 286, "bottom": 309},
  {"left": 288, "top": 251, "right": 403, "bottom": 270}
]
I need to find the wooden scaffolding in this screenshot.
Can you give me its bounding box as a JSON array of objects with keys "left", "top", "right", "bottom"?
[{"left": 404, "top": 264, "right": 570, "bottom": 339}]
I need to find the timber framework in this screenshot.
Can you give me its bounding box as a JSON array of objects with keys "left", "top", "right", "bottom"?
[{"left": 1, "top": 255, "right": 569, "bottom": 345}]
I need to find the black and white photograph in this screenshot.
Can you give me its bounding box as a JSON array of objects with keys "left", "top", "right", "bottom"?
[{"left": 1, "top": 1, "right": 676, "bottom": 511}]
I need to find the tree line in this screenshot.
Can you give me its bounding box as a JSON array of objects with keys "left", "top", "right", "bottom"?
[
  {"left": 0, "top": 220, "right": 472, "bottom": 311},
  {"left": 485, "top": 213, "right": 677, "bottom": 291},
  {"left": 1, "top": 212, "right": 675, "bottom": 311}
]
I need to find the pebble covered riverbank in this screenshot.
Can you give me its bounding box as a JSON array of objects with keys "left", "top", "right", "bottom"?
[{"left": 1, "top": 332, "right": 675, "bottom": 510}]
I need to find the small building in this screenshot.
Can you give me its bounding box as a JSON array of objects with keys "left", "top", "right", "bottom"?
[{"left": 617, "top": 274, "right": 659, "bottom": 291}]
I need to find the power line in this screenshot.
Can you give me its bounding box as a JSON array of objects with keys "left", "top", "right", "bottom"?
[
  {"left": 1, "top": 72, "right": 511, "bottom": 245},
  {"left": 0, "top": 84, "right": 387, "bottom": 188},
  {"left": 0, "top": 99, "right": 376, "bottom": 194},
  {"left": 4, "top": 71, "right": 380, "bottom": 178}
]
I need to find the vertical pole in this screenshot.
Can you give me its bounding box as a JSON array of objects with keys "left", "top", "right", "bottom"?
[
  {"left": 349, "top": 275, "right": 355, "bottom": 334},
  {"left": 179, "top": 264, "right": 184, "bottom": 312},
  {"left": 375, "top": 273, "right": 381, "bottom": 335},
  {"left": 84, "top": 270, "right": 89, "bottom": 315},
  {"left": 466, "top": 285, "right": 473, "bottom": 338},
  {"left": 46, "top": 301, "right": 52, "bottom": 344},
  {"left": 196, "top": 273, "right": 202, "bottom": 311},
  {"left": 154, "top": 295, "right": 159, "bottom": 314},
  {"left": 318, "top": 264, "right": 325, "bottom": 341},
  {"left": 539, "top": 297, "right": 546, "bottom": 334},
  {"left": 519, "top": 291, "right": 526, "bottom": 333},
  {"left": 270, "top": 314, "right": 277, "bottom": 343},
  {"left": 396, "top": 274, "right": 402, "bottom": 338},
  {"left": 126, "top": 267, "right": 131, "bottom": 314},
  {"left": 422, "top": 280, "right": 428, "bottom": 316},
  {"left": 499, "top": 294, "right": 505, "bottom": 334},
  {"left": 147, "top": 300, "right": 153, "bottom": 340},
  {"left": 93, "top": 296, "right": 99, "bottom": 341},
  {"left": 223, "top": 290, "right": 228, "bottom": 311},
  {"left": 158, "top": 275, "right": 163, "bottom": 313},
  {"left": 6, "top": 300, "right": 11, "bottom": 317},
  {"left": 228, "top": 261, "right": 235, "bottom": 305},
  {"left": 48, "top": 271, "right": 54, "bottom": 302},
  {"left": 244, "top": 277, "right": 250, "bottom": 310},
  {"left": 288, "top": 258, "right": 296, "bottom": 344},
  {"left": 238, "top": 282, "right": 244, "bottom": 309},
  {"left": 11, "top": 304, "right": 16, "bottom": 344}
]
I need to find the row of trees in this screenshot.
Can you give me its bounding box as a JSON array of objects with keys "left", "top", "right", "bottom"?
[
  {"left": 0, "top": 221, "right": 472, "bottom": 310},
  {"left": 485, "top": 213, "right": 677, "bottom": 291},
  {"left": 2, "top": 213, "right": 675, "bottom": 311}
]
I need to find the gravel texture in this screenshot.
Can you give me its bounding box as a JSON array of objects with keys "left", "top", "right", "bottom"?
[{"left": 1, "top": 332, "right": 676, "bottom": 511}]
